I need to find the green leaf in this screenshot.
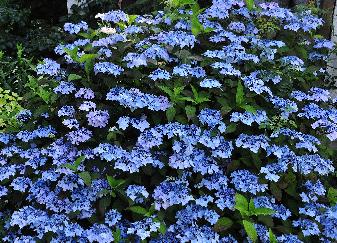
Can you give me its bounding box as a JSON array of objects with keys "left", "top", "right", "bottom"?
[
  {"left": 68, "top": 74, "right": 82, "bottom": 81},
  {"left": 243, "top": 220, "right": 258, "bottom": 242},
  {"left": 225, "top": 123, "right": 237, "bottom": 133},
  {"left": 128, "top": 15, "right": 138, "bottom": 25},
  {"left": 158, "top": 85, "right": 174, "bottom": 97},
  {"left": 214, "top": 217, "right": 233, "bottom": 232},
  {"left": 63, "top": 156, "right": 85, "bottom": 171},
  {"left": 241, "top": 105, "right": 256, "bottom": 114},
  {"left": 75, "top": 155, "right": 85, "bottom": 167},
  {"left": 113, "top": 228, "right": 121, "bottom": 243},
  {"left": 79, "top": 171, "right": 92, "bottom": 186},
  {"left": 252, "top": 207, "right": 275, "bottom": 216},
  {"left": 166, "top": 107, "right": 176, "bottom": 122},
  {"left": 78, "top": 54, "right": 97, "bottom": 63},
  {"left": 185, "top": 105, "right": 196, "bottom": 120},
  {"left": 236, "top": 80, "right": 245, "bottom": 106},
  {"left": 158, "top": 222, "right": 167, "bottom": 234},
  {"left": 269, "top": 229, "right": 277, "bottom": 243},
  {"left": 249, "top": 199, "right": 256, "bottom": 213},
  {"left": 235, "top": 193, "right": 249, "bottom": 215},
  {"left": 191, "top": 15, "right": 203, "bottom": 36},
  {"left": 244, "top": 0, "right": 255, "bottom": 10},
  {"left": 107, "top": 176, "right": 125, "bottom": 188},
  {"left": 328, "top": 187, "right": 337, "bottom": 205},
  {"left": 128, "top": 206, "right": 148, "bottom": 215},
  {"left": 173, "top": 85, "right": 185, "bottom": 96}
]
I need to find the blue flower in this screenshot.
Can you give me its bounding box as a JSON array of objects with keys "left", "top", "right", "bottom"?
[
  {"left": 231, "top": 170, "right": 267, "bottom": 195},
  {"left": 198, "top": 108, "right": 222, "bottom": 128},
  {"left": 64, "top": 21, "right": 88, "bottom": 34},
  {"left": 127, "top": 217, "right": 160, "bottom": 240},
  {"left": 86, "top": 110, "right": 110, "bottom": 128},
  {"left": 58, "top": 106, "right": 76, "bottom": 117},
  {"left": 293, "top": 219, "right": 320, "bottom": 236},
  {"left": 94, "top": 62, "right": 124, "bottom": 76},
  {"left": 95, "top": 10, "right": 128, "bottom": 23},
  {"left": 67, "top": 127, "right": 92, "bottom": 145},
  {"left": 84, "top": 224, "right": 114, "bottom": 243},
  {"left": 235, "top": 134, "right": 269, "bottom": 153},
  {"left": 200, "top": 78, "right": 221, "bottom": 88},
  {"left": 153, "top": 178, "right": 193, "bottom": 210},
  {"left": 230, "top": 110, "right": 267, "bottom": 126},
  {"left": 173, "top": 64, "right": 206, "bottom": 78},
  {"left": 54, "top": 81, "right": 76, "bottom": 94},
  {"left": 149, "top": 69, "right": 171, "bottom": 81},
  {"left": 75, "top": 88, "right": 95, "bottom": 99},
  {"left": 105, "top": 209, "right": 122, "bottom": 227},
  {"left": 157, "top": 31, "right": 196, "bottom": 49},
  {"left": 126, "top": 185, "right": 149, "bottom": 203},
  {"left": 36, "top": 58, "right": 60, "bottom": 76},
  {"left": 16, "top": 109, "right": 32, "bottom": 122},
  {"left": 107, "top": 87, "right": 171, "bottom": 111}
]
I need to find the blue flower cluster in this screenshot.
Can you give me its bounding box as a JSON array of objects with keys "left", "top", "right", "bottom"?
[{"left": 1, "top": 1, "right": 336, "bottom": 242}]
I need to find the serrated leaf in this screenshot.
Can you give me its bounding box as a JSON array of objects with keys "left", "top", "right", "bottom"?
[
  {"left": 128, "top": 206, "right": 148, "bottom": 215},
  {"left": 235, "top": 193, "right": 249, "bottom": 215},
  {"left": 68, "top": 74, "right": 82, "bottom": 81},
  {"left": 173, "top": 85, "right": 185, "bottom": 95},
  {"left": 158, "top": 85, "right": 174, "bottom": 98},
  {"left": 185, "top": 105, "right": 196, "bottom": 120},
  {"left": 166, "top": 107, "right": 176, "bottom": 122},
  {"left": 79, "top": 171, "right": 92, "bottom": 186},
  {"left": 214, "top": 217, "right": 233, "bottom": 232},
  {"left": 243, "top": 220, "right": 258, "bottom": 242},
  {"left": 269, "top": 229, "right": 277, "bottom": 243}
]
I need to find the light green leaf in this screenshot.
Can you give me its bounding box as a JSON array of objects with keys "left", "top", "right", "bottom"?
[
  {"left": 158, "top": 222, "right": 167, "bottom": 234},
  {"left": 269, "top": 229, "right": 277, "bottom": 243},
  {"left": 68, "top": 74, "right": 82, "bottom": 81},
  {"left": 158, "top": 85, "right": 174, "bottom": 97},
  {"left": 241, "top": 105, "right": 257, "bottom": 114},
  {"left": 128, "top": 206, "right": 148, "bottom": 215},
  {"left": 173, "top": 85, "right": 185, "bottom": 95},
  {"left": 128, "top": 15, "right": 138, "bottom": 25},
  {"left": 245, "top": 0, "right": 255, "bottom": 10},
  {"left": 107, "top": 176, "right": 125, "bottom": 188},
  {"left": 243, "top": 220, "right": 258, "bottom": 242},
  {"left": 252, "top": 207, "right": 275, "bottom": 216},
  {"left": 235, "top": 193, "right": 249, "bottom": 215}
]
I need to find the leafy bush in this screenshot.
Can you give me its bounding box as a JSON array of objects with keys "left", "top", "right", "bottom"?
[
  {"left": 0, "top": 87, "right": 23, "bottom": 131},
  {"left": 0, "top": 45, "right": 35, "bottom": 95},
  {"left": 1, "top": 0, "right": 337, "bottom": 242}
]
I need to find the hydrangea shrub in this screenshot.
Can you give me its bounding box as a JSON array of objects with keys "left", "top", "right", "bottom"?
[{"left": 1, "top": 0, "right": 337, "bottom": 242}]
